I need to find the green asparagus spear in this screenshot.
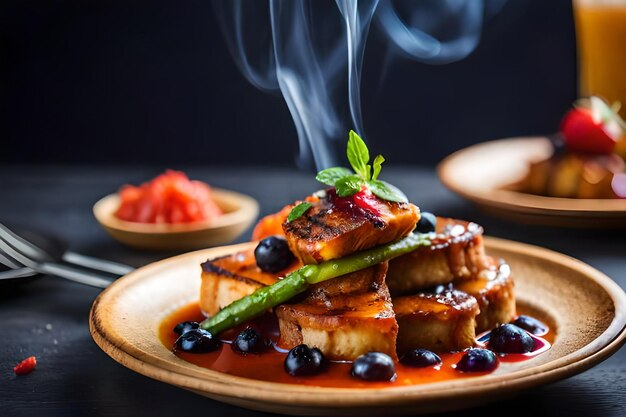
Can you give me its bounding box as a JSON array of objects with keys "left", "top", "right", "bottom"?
[{"left": 200, "top": 233, "right": 430, "bottom": 335}]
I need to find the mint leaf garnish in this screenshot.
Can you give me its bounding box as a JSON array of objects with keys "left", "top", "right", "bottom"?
[
  {"left": 367, "top": 180, "right": 408, "bottom": 203},
  {"left": 287, "top": 202, "right": 312, "bottom": 222},
  {"left": 313, "top": 130, "right": 408, "bottom": 204},
  {"left": 372, "top": 155, "right": 384, "bottom": 181},
  {"left": 316, "top": 167, "right": 353, "bottom": 186},
  {"left": 347, "top": 130, "right": 370, "bottom": 179},
  {"left": 335, "top": 175, "right": 364, "bottom": 197}
]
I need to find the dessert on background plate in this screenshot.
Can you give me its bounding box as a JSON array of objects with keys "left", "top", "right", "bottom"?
[
  {"left": 437, "top": 97, "right": 626, "bottom": 228},
  {"left": 511, "top": 96, "right": 626, "bottom": 199}
]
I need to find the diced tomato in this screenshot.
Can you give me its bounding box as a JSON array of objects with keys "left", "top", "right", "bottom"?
[
  {"left": 14, "top": 356, "right": 37, "bottom": 375},
  {"left": 114, "top": 170, "right": 223, "bottom": 224},
  {"left": 193, "top": 181, "right": 222, "bottom": 220}
]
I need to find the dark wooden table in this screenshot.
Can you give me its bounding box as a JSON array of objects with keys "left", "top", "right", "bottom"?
[{"left": 1, "top": 165, "right": 625, "bottom": 417}]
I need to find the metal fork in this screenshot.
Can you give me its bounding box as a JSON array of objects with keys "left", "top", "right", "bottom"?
[
  {"left": 0, "top": 223, "right": 134, "bottom": 276},
  {"left": 0, "top": 223, "right": 134, "bottom": 288},
  {"left": 0, "top": 251, "right": 38, "bottom": 280},
  {"left": 0, "top": 241, "right": 114, "bottom": 288}
]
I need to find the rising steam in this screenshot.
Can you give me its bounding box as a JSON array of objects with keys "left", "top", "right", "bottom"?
[{"left": 213, "top": 0, "right": 506, "bottom": 170}]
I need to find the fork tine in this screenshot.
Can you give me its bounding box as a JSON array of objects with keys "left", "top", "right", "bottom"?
[
  {"left": 0, "top": 223, "right": 45, "bottom": 262},
  {"left": 63, "top": 252, "right": 134, "bottom": 275},
  {"left": 0, "top": 267, "right": 38, "bottom": 280},
  {"left": 0, "top": 222, "right": 134, "bottom": 275},
  {"left": 0, "top": 237, "right": 112, "bottom": 288},
  {"left": 0, "top": 250, "right": 23, "bottom": 269},
  {"left": 38, "top": 263, "right": 112, "bottom": 288},
  {"left": 0, "top": 237, "right": 36, "bottom": 268}
]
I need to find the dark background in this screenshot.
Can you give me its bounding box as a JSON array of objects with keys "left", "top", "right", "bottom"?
[
  {"left": 4, "top": 4, "right": 626, "bottom": 416},
  {"left": 0, "top": 0, "right": 577, "bottom": 169}
]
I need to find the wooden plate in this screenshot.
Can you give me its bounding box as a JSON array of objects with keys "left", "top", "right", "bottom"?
[
  {"left": 89, "top": 238, "right": 626, "bottom": 415},
  {"left": 437, "top": 136, "right": 626, "bottom": 228},
  {"left": 93, "top": 188, "right": 259, "bottom": 251}
]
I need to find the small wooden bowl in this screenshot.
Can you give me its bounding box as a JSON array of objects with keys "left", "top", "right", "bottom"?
[{"left": 93, "top": 188, "right": 259, "bottom": 251}]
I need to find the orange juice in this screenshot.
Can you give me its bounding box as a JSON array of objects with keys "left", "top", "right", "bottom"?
[{"left": 573, "top": 0, "right": 626, "bottom": 117}]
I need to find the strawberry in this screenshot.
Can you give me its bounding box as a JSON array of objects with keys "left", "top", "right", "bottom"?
[
  {"left": 560, "top": 96, "right": 624, "bottom": 154},
  {"left": 13, "top": 356, "right": 37, "bottom": 375},
  {"left": 351, "top": 187, "right": 383, "bottom": 217}
]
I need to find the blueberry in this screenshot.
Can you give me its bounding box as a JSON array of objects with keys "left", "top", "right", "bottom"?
[
  {"left": 351, "top": 352, "right": 396, "bottom": 381},
  {"left": 173, "top": 321, "right": 199, "bottom": 336},
  {"left": 414, "top": 212, "right": 437, "bottom": 234},
  {"left": 512, "top": 315, "right": 548, "bottom": 336},
  {"left": 456, "top": 348, "right": 498, "bottom": 372},
  {"left": 284, "top": 344, "right": 326, "bottom": 376},
  {"left": 174, "top": 329, "right": 221, "bottom": 353},
  {"left": 231, "top": 327, "right": 269, "bottom": 354},
  {"left": 254, "top": 235, "right": 295, "bottom": 273},
  {"left": 488, "top": 324, "right": 535, "bottom": 354},
  {"left": 400, "top": 349, "right": 442, "bottom": 368}
]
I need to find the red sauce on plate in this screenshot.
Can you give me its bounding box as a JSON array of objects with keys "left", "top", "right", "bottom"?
[{"left": 159, "top": 303, "right": 554, "bottom": 388}]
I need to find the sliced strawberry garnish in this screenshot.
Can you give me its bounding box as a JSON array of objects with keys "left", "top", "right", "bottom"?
[
  {"left": 351, "top": 188, "right": 383, "bottom": 217},
  {"left": 560, "top": 96, "right": 624, "bottom": 154}
]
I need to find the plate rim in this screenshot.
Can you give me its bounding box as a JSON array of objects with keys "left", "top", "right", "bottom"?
[
  {"left": 89, "top": 238, "right": 626, "bottom": 410},
  {"left": 437, "top": 136, "right": 626, "bottom": 217}
]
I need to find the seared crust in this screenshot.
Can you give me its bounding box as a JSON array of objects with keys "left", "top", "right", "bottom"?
[
  {"left": 393, "top": 290, "right": 479, "bottom": 353},
  {"left": 199, "top": 216, "right": 515, "bottom": 359},
  {"left": 199, "top": 249, "right": 281, "bottom": 316},
  {"left": 283, "top": 190, "right": 419, "bottom": 264},
  {"left": 275, "top": 262, "right": 398, "bottom": 361},
  {"left": 387, "top": 218, "right": 490, "bottom": 295},
  {"left": 453, "top": 260, "right": 516, "bottom": 333}
]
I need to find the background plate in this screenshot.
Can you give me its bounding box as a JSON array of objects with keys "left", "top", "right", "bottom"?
[
  {"left": 437, "top": 136, "right": 626, "bottom": 228},
  {"left": 89, "top": 238, "right": 626, "bottom": 416}
]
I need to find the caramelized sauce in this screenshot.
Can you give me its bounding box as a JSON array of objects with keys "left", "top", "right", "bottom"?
[
  {"left": 328, "top": 188, "right": 384, "bottom": 227},
  {"left": 159, "top": 303, "right": 554, "bottom": 388}
]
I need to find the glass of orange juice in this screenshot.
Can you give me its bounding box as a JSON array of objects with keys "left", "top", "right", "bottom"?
[{"left": 572, "top": 0, "right": 626, "bottom": 117}]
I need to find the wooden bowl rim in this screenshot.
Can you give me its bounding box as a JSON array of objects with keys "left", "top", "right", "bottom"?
[{"left": 92, "top": 188, "right": 259, "bottom": 235}]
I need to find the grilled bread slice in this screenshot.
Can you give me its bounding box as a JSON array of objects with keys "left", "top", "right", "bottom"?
[
  {"left": 201, "top": 251, "right": 398, "bottom": 361},
  {"left": 393, "top": 290, "right": 479, "bottom": 353},
  {"left": 453, "top": 260, "right": 515, "bottom": 333},
  {"left": 387, "top": 218, "right": 490, "bottom": 295},
  {"left": 283, "top": 189, "right": 419, "bottom": 264},
  {"left": 200, "top": 228, "right": 513, "bottom": 358},
  {"left": 200, "top": 249, "right": 283, "bottom": 317},
  {"left": 275, "top": 262, "right": 398, "bottom": 361}
]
